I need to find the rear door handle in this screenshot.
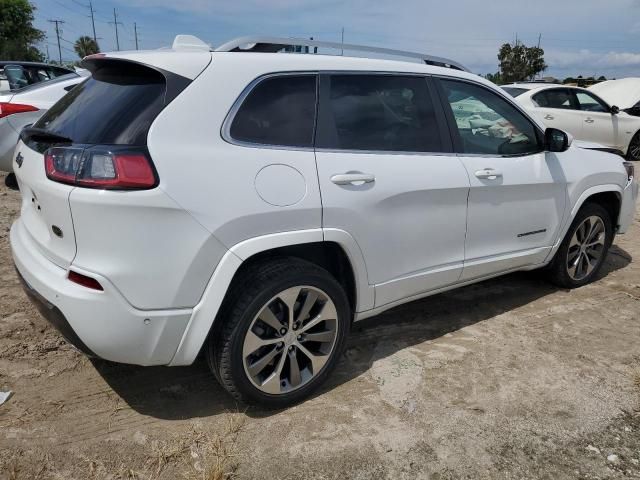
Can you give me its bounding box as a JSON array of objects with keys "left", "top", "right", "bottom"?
[
  {"left": 475, "top": 168, "right": 502, "bottom": 180},
  {"left": 330, "top": 173, "right": 376, "bottom": 186},
  {"left": 544, "top": 114, "right": 554, "bottom": 120}
]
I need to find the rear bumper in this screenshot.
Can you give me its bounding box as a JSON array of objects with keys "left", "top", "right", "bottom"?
[
  {"left": 15, "top": 267, "right": 97, "bottom": 357},
  {"left": 618, "top": 179, "right": 638, "bottom": 234},
  {"left": 11, "top": 218, "right": 192, "bottom": 366}
]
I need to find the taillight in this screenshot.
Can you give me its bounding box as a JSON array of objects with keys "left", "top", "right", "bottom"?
[
  {"left": 68, "top": 270, "right": 103, "bottom": 291},
  {"left": 45, "top": 146, "right": 157, "bottom": 190},
  {"left": 623, "top": 161, "right": 634, "bottom": 181},
  {"left": 0, "top": 102, "right": 38, "bottom": 119}
]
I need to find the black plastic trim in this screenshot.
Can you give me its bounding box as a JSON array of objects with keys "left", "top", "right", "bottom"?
[{"left": 15, "top": 266, "right": 99, "bottom": 358}]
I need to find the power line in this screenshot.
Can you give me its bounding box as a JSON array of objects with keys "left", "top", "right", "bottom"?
[
  {"left": 89, "top": 1, "right": 97, "bottom": 44},
  {"left": 48, "top": 19, "right": 65, "bottom": 64},
  {"left": 109, "top": 8, "right": 124, "bottom": 51},
  {"left": 51, "top": 0, "right": 80, "bottom": 15}
]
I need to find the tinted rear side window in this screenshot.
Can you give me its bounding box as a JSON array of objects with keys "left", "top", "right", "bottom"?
[
  {"left": 229, "top": 75, "right": 317, "bottom": 148},
  {"left": 532, "top": 89, "right": 576, "bottom": 109},
  {"left": 35, "top": 62, "right": 166, "bottom": 145},
  {"left": 317, "top": 74, "right": 442, "bottom": 152}
]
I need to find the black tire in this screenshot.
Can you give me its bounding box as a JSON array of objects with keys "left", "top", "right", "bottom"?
[
  {"left": 628, "top": 131, "right": 640, "bottom": 162},
  {"left": 4, "top": 172, "right": 18, "bottom": 190},
  {"left": 207, "top": 257, "right": 351, "bottom": 408},
  {"left": 546, "top": 202, "right": 613, "bottom": 288}
]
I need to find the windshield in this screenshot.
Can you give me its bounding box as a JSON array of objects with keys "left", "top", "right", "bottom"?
[
  {"left": 502, "top": 87, "right": 528, "bottom": 98},
  {"left": 34, "top": 63, "right": 166, "bottom": 146}
]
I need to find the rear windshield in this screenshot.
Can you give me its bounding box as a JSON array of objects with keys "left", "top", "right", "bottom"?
[
  {"left": 34, "top": 62, "right": 166, "bottom": 146},
  {"left": 502, "top": 87, "right": 528, "bottom": 97}
]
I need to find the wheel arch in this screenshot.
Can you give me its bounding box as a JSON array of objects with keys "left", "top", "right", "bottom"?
[
  {"left": 570, "top": 185, "right": 622, "bottom": 225},
  {"left": 545, "top": 184, "right": 623, "bottom": 264},
  {"left": 169, "top": 229, "right": 373, "bottom": 366}
]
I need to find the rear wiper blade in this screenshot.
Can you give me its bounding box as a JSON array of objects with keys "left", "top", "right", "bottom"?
[{"left": 20, "top": 126, "right": 73, "bottom": 144}]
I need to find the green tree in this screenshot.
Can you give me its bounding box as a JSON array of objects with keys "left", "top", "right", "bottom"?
[
  {"left": 0, "top": 0, "right": 45, "bottom": 61},
  {"left": 74, "top": 35, "right": 100, "bottom": 58},
  {"left": 497, "top": 42, "right": 547, "bottom": 83},
  {"left": 485, "top": 72, "right": 503, "bottom": 85}
]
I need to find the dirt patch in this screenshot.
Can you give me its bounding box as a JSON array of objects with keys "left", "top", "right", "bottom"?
[{"left": 1, "top": 170, "right": 639, "bottom": 479}]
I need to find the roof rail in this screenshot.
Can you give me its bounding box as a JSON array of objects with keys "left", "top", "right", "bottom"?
[{"left": 214, "top": 36, "right": 469, "bottom": 72}]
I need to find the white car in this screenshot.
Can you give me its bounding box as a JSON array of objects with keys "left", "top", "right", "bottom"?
[
  {"left": 504, "top": 83, "right": 640, "bottom": 161},
  {"left": 10, "top": 36, "right": 638, "bottom": 407},
  {"left": 0, "top": 70, "right": 90, "bottom": 174}
]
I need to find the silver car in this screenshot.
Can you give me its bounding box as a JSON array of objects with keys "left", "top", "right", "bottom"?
[{"left": 0, "top": 70, "right": 89, "bottom": 173}]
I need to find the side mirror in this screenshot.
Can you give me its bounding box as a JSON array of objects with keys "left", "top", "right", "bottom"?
[
  {"left": 545, "top": 128, "right": 571, "bottom": 152},
  {"left": 611, "top": 105, "right": 620, "bottom": 115}
]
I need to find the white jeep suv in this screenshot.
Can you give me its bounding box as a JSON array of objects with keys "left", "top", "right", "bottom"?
[{"left": 10, "top": 36, "right": 638, "bottom": 407}]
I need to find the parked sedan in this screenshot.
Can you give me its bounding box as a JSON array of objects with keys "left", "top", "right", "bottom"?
[
  {"left": 504, "top": 83, "right": 640, "bottom": 161},
  {"left": 0, "top": 61, "right": 74, "bottom": 91},
  {"left": 0, "top": 70, "right": 89, "bottom": 174}
]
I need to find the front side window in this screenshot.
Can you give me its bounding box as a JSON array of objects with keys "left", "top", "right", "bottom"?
[
  {"left": 229, "top": 75, "right": 317, "bottom": 148},
  {"left": 440, "top": 79, "right": 541, "bottom": 156},
  {"left": 532, "top": 89, "right": 576, "bottom": 110},
  {"left": 317, "top": 74, "right": 443, "bottom": 152},
  {"left": 575, "top": 91, "right": 608, "bottom": 112}
]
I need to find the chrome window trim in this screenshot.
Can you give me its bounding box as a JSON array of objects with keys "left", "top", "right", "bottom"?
[
  {"left": 222, "top": 70, "right": 550, "bottom": 158},
  {"left": 220, "top": 71, "right": 319, "bottom": 152},
  {"left": 315, "top": 148, "right": 458, "bottom": 157},
  {"left": 222, "top": 70, "right": 446, "bottom": 154}
]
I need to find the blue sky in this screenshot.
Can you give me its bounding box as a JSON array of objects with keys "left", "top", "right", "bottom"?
[{"left": 32, "top": 0, "right": 640, "bottom": 79}]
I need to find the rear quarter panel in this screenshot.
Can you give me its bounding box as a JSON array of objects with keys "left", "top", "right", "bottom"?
[{"left": 147, "top": 54, "right": 323, "bottom": 250}]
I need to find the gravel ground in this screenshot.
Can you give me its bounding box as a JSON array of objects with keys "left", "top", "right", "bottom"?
[{"left": 1, "top": 170, "right": 639, "bottom": 480}]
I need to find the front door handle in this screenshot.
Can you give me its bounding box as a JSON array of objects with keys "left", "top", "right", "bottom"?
[
  {"left": 475, "top": 168, "right": 502, "bottom": 180},
  {"left": 331, "top": 172, "right": 376, "bottom": 186},
  {"left": 544, "top": 114, "right": 555, "bottom": 120},
  {"left": 585, "top": 118, "right": 594, "bottom": 124}
]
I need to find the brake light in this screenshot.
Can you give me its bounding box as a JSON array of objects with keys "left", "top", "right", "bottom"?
[
  {"left": 68, "top": 270, "right": 103, "bottom": 291},
  {"left": 45, "top": 147, "right": 157, "bottom": 190},
  {"left": 0, "top": 102, "right": 38, "bottom": 119}
]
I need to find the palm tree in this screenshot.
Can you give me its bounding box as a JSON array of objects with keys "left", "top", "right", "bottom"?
[{"left": 74, "top": 36, "right": 100, "bottom": 59}]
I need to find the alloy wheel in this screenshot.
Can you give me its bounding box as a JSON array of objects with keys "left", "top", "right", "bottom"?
[
  {"left": 242, "top": 286, "right": 338, "bottom": 395},
  {"left": 566, "top": 215, "right": 607, "bottom": 281}
]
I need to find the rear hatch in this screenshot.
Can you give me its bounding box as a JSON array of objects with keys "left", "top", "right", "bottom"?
[{"left": 14, "top": 57, "right": 195, "bottom": 268}]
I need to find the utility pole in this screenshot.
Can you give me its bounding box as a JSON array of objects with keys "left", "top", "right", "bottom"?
[
  {"left": 109, "top": 8, "right": 123, "bottom": 51},
  {"left": 48, "top": 19, "right": 65, "bottom": 64},
  {"left": 537, "top": 33, "right": 542, "bottom": 48},
  {"left": 340, "top": 27, "right": 344, "bottom": 55},
  {"left": 134, "top": 22, "right": 139, "bottom": 50},
  {"left": 89, "top": 0, "right": 97, "bottom": 44}
]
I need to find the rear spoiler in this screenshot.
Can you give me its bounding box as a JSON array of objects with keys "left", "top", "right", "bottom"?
[{"left": 79, "top": 57, "right": 191, "bottom": 105}]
